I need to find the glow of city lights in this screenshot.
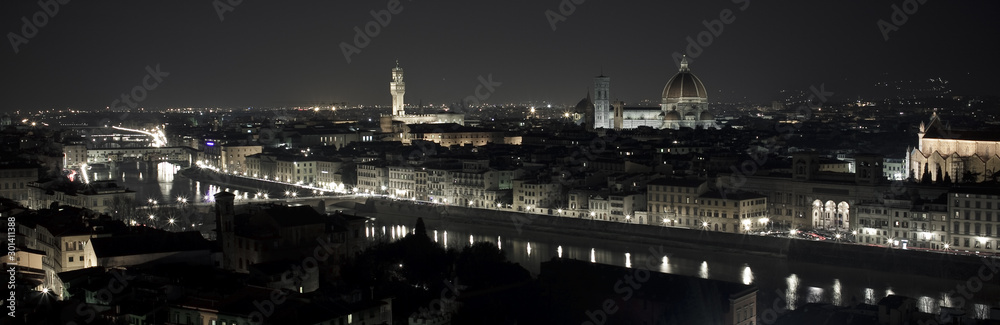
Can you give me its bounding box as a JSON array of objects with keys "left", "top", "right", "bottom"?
[
  {"left": 590, "top": 248, "right": 596, "bottom": 263},
  {"left": 625, "top": 253, "right": 631, "bottom": 268},
  {"left": 557, "top": 245, "right": 562, "bottom": 258}
]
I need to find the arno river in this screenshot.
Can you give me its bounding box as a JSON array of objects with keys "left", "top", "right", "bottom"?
[{"left": 95, "top": 161, "right": 1000, "bottom": 318}]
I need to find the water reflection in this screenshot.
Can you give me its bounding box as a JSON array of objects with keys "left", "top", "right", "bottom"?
[
  {"left": 864, "top": 288, "right": 876, "bottom": 305},
  {"left": 787, "top": 274, "right": 800, "bottom": 310},
  {"left": 833, "top": 279, "right": 842, "bottom": 306},
  {"left": 741, "top": 264, "right": 754, "bottom": 285},
  {"left": 807, "top": 287, "right": 824, "bottom": 303},
  {"left": 660, "top": 256, "right": 672, "bottom": 274},
  {"left": 917, "top": 296, "right": 936, "bottom": 314},
  {"left": 367, "top": 218, "right": 999, "bottom": 318},
  {"left": 974, "top": 304, "right": 989, "bottom": 319}
]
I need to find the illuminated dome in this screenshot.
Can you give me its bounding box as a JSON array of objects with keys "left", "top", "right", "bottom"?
[
  {"left": 662, "top": 56, "right": 708, "bottom": 100},
  {"left": 700, "top": 111, "right": 714, "bottom": 120},
  {"left": 664, "top": 110, "right": 681, "bottom": 121}
]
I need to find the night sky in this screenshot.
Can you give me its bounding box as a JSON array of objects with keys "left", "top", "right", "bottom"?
[{"left": 2, "top": 0, "right": 998, "bottom": 112}]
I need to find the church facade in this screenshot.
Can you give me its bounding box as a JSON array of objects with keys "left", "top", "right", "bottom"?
[
  {"left": 586, "top": 56, "right": 719, "bottom": 130},
  {"left": 908, "top": 113, "right": 1000, "bottom": 183}
]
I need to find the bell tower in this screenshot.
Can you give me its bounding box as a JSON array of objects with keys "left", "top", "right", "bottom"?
[
  {"left": 593, "top": 75, "right": 610, "bottom": 129},
  {"left": 391, "top": 60, "right": 406, "bottom": 117}
]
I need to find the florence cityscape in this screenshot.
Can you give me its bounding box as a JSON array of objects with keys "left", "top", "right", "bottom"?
[{"left": 2, "top": 0, "right": 1000, "bottom": 324}]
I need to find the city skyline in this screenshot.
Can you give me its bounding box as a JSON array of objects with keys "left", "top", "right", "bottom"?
[{"left": 2, "top": 0, "right": 999, "bottom": 112}]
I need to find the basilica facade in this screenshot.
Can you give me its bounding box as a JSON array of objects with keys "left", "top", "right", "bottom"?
[
  {"left": 908, "top": 113, "right": 1000, "bottom": 183},
  {"left": 585, "top": 56, "right": 719, "bottom": 130}
]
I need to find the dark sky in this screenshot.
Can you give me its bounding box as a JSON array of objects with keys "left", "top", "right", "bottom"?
[{"left": 2, "top": 0, "right": 998, "bottom": 112}]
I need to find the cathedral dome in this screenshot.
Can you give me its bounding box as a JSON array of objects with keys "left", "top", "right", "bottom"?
[
  {"left": 699, "top": 111, "right": 714, "bottom": 120},
  {"left": 661, "top": 56, "right": 708, "bottom": 100},
  {"left": 664, "top": 110, "right": 681, "bottom": 121}
]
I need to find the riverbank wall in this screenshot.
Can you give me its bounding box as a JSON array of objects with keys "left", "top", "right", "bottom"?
[{"left": 360, "top": 198, "right": 994, "bottom": 281}]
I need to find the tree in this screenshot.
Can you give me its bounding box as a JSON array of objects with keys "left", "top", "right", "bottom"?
[
  {"left": 921, "top": 163, "right": 932, "bottom": 185},
  {"left": 962, "top": 170, "right": 980, "bottom": 183},
  {"left": 943, "top": 172, "right": 952, "bottom": 184},
  {"left": 414, "top": 217, "right": 428, "bottom": 239},
  {"left": 935, "top": 164, "right": 943, "bottom": 184}
]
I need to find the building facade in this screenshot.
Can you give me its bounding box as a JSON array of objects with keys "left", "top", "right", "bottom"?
[{"left": 908, "top": 113, "right": 1000, "bottom": 183}]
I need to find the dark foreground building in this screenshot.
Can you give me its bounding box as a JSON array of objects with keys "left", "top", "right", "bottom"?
[{"left": 537, "top": 258, "right": 757, "bottom": 325}]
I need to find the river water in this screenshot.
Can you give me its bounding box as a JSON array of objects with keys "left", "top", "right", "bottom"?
[{"left": 91, "top": 161, "right": 1000, "bottom": 319}]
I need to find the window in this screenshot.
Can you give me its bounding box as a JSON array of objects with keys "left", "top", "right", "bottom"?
[{"left": 68, "top": 256, "right": 73, "bottom": 262}]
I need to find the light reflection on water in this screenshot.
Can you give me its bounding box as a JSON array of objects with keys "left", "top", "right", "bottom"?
[
  {"left": 807, "top": 287, "right": 824, "bottom": 303},
  {"left": 787, "top": 274, "right": 800, "bottom": 310},
  {"left": 367, "top": 218, "right": 1000, "bottom": 318},
  {"left": 110, "top": 162, "right": 1000, "bottom": 319},
  {"left": 832, "top": 279, "right": 842, "bottom": 306}
]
